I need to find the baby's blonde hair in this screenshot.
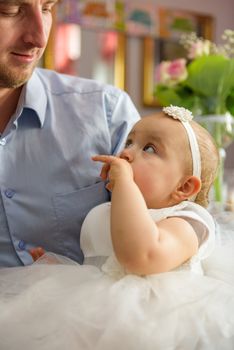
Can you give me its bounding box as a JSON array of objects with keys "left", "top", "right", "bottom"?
[{"left": 190, "top": 121, "right": 219, "bottom": 207}]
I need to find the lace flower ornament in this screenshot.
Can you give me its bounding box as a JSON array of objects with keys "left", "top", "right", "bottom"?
[{"left": 163, "top": 105, "right": 193, "bottom": 122}]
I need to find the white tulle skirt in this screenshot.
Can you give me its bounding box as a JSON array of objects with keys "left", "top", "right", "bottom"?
[{"left": 0, "top": 241, "right": 234, "bottom": 350}]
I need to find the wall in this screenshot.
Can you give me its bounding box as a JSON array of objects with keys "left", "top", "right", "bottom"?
[{"left": 149, "top": 0, "right": 234, "bottom": 41}]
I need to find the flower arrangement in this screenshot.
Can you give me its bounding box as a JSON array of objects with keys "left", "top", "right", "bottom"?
[
  {"left": 154, "top": 30, "right": 234, "bottom": 206},
  {"left": 154, "top": 30, "right": 234, "bottom": 117}
]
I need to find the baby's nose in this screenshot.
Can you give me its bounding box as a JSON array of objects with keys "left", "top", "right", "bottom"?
[{"left": 120, "top": 148, "right": 134, "bottom": 162}]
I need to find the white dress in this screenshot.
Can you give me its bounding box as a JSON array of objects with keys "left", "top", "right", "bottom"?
[{"left": 0, "top": 202, "right": 234, "bottom": 350}]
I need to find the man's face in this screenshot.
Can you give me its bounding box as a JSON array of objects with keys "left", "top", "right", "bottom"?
[{"left": 0, "top": 0, "right": 57, "bottom": 88}]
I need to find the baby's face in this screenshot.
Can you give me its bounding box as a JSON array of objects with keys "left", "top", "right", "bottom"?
[{"left": 120, "top": 113, "right": 191, "bottom": 208}]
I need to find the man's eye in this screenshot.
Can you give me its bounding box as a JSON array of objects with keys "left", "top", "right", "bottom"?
[
  {"left": 0, "top": 7, "right": 19, "bottom": 16},
  {"left": 0, "top": 11, "right": 19, "bottom": 17},
  {"left": 42, "top": 5, "right": 53, "bottom": 13},
  {"left": 42, "top": 1, "right": 57, "bottom": 13},
  {"left": 143, "top": 145, "right": 156, "bottom": 154}
]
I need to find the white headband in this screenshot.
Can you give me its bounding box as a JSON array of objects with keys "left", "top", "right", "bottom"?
[{"left": 162, "top": 106, "right": 201, "bottom": 201}]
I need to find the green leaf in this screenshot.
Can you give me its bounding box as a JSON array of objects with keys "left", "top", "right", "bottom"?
[
  {"left": 154, "top": 84, "right": 205, "bottom": 114},
  {"left": 154, "top": 85, "right": 181, "bottom": 106},
  {"left": 226, "top": 88, "right": 234, "bottom": 116},
  {"left": 185, "top": 55, "right": 234, "bottom": 114}
]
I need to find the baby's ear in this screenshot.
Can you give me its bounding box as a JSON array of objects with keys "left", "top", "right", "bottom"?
[{"left": 173, "top": 176, "right": 201, "bottom": 201}]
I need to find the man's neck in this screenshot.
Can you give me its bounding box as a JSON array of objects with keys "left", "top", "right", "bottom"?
[{"left": 0, "top": 87, "right": 23, "bottom": 134}]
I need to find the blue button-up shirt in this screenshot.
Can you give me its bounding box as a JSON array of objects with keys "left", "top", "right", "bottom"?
[{"left": 0, "top": 68, "right": 140, "bottom": 267}]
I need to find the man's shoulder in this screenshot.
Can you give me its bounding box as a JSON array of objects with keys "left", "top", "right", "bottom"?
[{"left": 34, "top": 68, "right": 123, "bottom": 97}]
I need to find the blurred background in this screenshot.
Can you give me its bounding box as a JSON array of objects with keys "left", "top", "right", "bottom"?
[{"left": 41, "top": 0, "right": 234, "bottom": 169}]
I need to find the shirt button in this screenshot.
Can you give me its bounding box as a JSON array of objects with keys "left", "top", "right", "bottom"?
[
  {"left": 0, "top": 138, "right": 6, "bottom": 146},
  {"left": 18, "top": 240, "right": 26, "bottom": 250},
  {"left": 4, "top": 189, "right": 15, "bottom": 198}
]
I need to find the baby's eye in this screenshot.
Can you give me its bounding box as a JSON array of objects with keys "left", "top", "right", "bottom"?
[
  {"left": 143, "top": 144, "right": 156, "bottom": 154},
  {"left": 125, "top": 139, "right": 133, "bottom": 148}
]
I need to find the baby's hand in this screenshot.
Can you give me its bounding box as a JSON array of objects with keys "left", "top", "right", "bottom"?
[
  {"left": 92, "top": 155, "right": 133, "bottom": 191},
  {"left": 29, "top": 247, "right": 45, "bottom": 261}
]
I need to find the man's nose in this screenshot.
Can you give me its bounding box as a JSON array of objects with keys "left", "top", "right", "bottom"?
[
  {"left": 120, "top": 148, "right": 134, "bottom": 162},
  {"left": 22, "top": 9, "right": 50, "bottom": 48}
]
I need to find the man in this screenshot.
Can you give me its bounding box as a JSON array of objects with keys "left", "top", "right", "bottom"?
[{"left": 0, "top": 0, "right": 140, "bottom": 266}]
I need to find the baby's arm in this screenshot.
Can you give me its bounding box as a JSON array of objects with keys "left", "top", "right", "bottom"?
[{"left": 93, "top": 155, "right": 198, "bottom": 275}]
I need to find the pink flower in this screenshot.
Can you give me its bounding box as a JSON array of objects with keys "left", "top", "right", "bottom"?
[
  {"left": 155, "top": 58, "right": 187, "bottom": 86},
  {"left": 155, "top": 61, "right": 170, "bottom": 83}
]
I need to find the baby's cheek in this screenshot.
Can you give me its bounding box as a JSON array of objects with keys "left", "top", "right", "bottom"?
[
  {"left": 144, "top": 183, "right": 157, "bottom": 203},
  {"left": 134, "top": 172, "right": 153, "bottom": 197}
]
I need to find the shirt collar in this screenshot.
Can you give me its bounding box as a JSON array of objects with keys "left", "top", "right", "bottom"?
[{"left": 16, "top": 68, "right": 47, "bottom": 128}]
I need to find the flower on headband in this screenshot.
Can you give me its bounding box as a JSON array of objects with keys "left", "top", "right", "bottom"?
[{"left": 163, "top": 105, "right": 193, "bottom": 122}]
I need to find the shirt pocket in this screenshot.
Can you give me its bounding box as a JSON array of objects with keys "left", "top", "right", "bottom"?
[{"left": 52, "top": 181, "right": 110, "bottom": 263}]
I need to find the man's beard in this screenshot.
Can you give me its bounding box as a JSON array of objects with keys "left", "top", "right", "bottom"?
[{"left": 0, "top": 62, "right": 37, "bottom": 88}]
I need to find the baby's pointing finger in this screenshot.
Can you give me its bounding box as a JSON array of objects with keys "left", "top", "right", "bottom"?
[
  {"left": 92, "top": 155, "right": 117, "bottom": 163},
  {"left": 92, "top": 155, "right": 119, "bottom": 179}
]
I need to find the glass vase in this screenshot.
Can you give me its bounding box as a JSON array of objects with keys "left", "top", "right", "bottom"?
[{"left": 195, "top": 113, "right": 234, "bottom": 208}]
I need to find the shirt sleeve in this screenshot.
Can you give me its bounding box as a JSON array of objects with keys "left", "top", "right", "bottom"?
[{"left": 104, "top": 89, "right": 140, "bottom": 155}]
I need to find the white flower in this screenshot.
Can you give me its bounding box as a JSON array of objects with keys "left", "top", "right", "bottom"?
[
  {"left": 163, "top": 105, "right": 193, "bottom": 122},
  {"left": 187, "top": 39, "right": 211, "bottom": 59}
]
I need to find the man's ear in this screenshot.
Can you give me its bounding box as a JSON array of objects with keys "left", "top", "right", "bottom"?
[{"left": 172, "top": 176, "right": 201, "bottom": 201}]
